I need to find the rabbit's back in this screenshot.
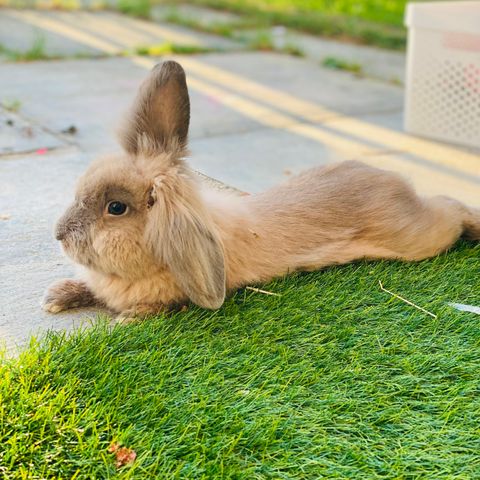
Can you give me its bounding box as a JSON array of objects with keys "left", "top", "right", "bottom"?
[{"left": 250, "top": 161, "right": 423, "bottom": 240}]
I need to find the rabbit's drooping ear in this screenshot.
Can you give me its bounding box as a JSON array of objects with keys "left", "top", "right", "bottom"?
[
  {"left": 120, "top": 61, "right": 190, "bottom": 155},
  {"left": 147, "top": 188, "right": 226, "bottom": 309},
  {"left": 166, "top": 217, "right": 226, "bottom": 309}
]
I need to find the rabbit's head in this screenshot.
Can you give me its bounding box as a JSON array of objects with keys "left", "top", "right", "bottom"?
[{"left": 55, "top": 61, "right": 226, "bottom": 309}]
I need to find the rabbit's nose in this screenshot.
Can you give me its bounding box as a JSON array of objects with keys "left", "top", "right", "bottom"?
[
  {"left": 55, "top": 221, "right": 69, "bottom": 241},
  {"left": 55, "top": 204, "right": 78, "bottom": 241},
  {"left": 55, "top": 226, "right": 66, "bottom": 241}
]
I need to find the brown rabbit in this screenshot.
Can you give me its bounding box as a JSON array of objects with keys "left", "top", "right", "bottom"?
[{"left": 43, "top": 61, "right": 480, "bottom": 320}]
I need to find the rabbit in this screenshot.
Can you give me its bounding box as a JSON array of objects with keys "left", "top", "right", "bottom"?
[{"left": 43, "top": 60, "right": 480, "bottom": 321}]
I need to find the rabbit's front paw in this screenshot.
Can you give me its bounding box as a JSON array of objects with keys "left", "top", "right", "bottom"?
[{"left": 43, "top": 279, "right": 96, "bottom": 313}]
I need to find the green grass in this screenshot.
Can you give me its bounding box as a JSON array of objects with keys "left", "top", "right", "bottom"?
[
  {"left": 117, "top": 0, "right": 151, "bottom": 18},
  {"left": 184, "top": 0, "right": 409, "bottom": 28},
  {"left": 1, "top": 242, "right": 480, "bottom": 478},
  {"left": 322, "top": 56, "right": 363, "bottom": 75},
  {"left": 161, "top": 10, "right": 305, "bottom": 57},
  {"left": 247, "top": 33, "right": 304, "bottom": 57},
  {"left": 162, "top": 9, "right": 237, "bottom": 38},
  {"left": 1, "top": 99, "right": 22, "bottom": 112},
  {"left": 0, "top": 35, "right": 55, "bottom": 62},
  {"left": 175, "top": 0, "right": 408, "bottom": 49},
  {"left": 0, "top": 35, "right": 104, "bottom": 62},
  {"left": 247, "top": 30, "right": 275, "bottom": 51},
  {"left": 134, "top": 42, "right": 214, "bottom": 56},
  {"left": 282, "top": 43, "right": 304, "bottom": 57},
  {"left": 1, "top": 0, "right": 409, "bottom": 49},
  {"left": 0, "top": 0, "right": 81, "bottom": 8}
]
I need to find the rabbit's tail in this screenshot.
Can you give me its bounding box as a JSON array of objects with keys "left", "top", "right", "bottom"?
[
  {"left": 462, "top": 206, "right": 480, "bottom": 241},
  {"left": 427, "top": 196, "right": 480, "bottom": 242},
  {"left": 396, "top": 196, "right": 478, "bottom": 262}
]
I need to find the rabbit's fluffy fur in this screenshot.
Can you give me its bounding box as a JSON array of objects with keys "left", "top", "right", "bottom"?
[{"left": 43, "top": 61, "right": 480, "bottom": 319}]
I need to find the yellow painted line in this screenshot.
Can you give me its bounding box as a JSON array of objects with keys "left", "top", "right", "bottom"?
[
  {"left": 131, "top": 57, "right": 376, "bottom": 158},
  {"left": 3, "top": 11, "right": 377, "bottom": 159},
  {"left": 179, "top": 58, "right": 480, "bottom": 176},
  {"left": 5, "top": 10, "right": 119, "bottom": 54},
  {"left": 57, "top": 11, "right": 154, "bottom": 47},
  {"left": 179, "top": 57, "right": 335, "bottom": 121},
  {"left": 363, "top": 153, "right": 480, "bottom": 207},
  {"left": 101, "top": 10, "right": 203, "bottom": 46},
  {"left": 6, "top": 10, "right": 480, "bottom": 203},
  {"left": 327, "top": 116, "right": 480, "bottom": 176}
]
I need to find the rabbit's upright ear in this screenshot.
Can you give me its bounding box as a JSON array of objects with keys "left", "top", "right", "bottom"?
[{"left": 120, "top": 61, "right": 190, "bottom": 155}]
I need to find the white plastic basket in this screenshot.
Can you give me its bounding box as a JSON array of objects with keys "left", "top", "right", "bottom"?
[{"left": 404, "top": 1, "right": 480, "bottom": 149}]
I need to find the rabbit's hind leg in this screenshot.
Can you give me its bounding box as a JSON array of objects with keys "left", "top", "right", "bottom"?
[{"left": 395, "top": 196, "right": 477, "bottom": 261}]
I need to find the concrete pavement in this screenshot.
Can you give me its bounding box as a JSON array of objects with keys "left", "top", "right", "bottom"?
[{"left": 1, "top": 8, "right": 479, "bottom": 352}]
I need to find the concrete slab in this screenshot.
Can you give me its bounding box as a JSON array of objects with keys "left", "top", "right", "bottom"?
[
  {"left": 0, "top": 9, "right": 107, "bottom": 58},
  {"left": 0, "top": 108, "right": 66, "bottom": 155},
  {"left": 313, "top": 110, "right": 480, "bottom": 206},
  {"left": 0, "top": 149, "right": 99, "bottom": 353},
  {"left": 277, "top": 31, "right": 406, "bottom": 85},
  {"left": 79, "top": 10, "right": 242, "bottom": 50},
  {"left": 0, "top": 9, "right": 241, "bottom": 57},
  {"left": 0, "top": 57, "right": 263, "bottom": 153},
  {"left": 149, "top": 3, "right": 405, "bottom": 85},
  {"left": 190, "top": 52, "right": 404, "bottom": 117},
  {"left": 0, "top": 53, "right": 476, "bottom": 196},
  {"left": 359, "top": 151, "right": 480, "bottom": 207},
  {"left": 0, "top": 57, "right": 130, "bottom": 153},
  {"left": 189, "top": 114, "right": 480, "bottom": 206},
  {"left": 151, "top": 4, "right": 241, "bottom": 27},
  {"left": 0, "top": 12, "right": 404, "bottom": 122},
  {"left": 189, "top": 125, "right": 357, "bottom": 193}
]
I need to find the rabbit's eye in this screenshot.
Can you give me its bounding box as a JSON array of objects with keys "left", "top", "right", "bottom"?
[{"left": 107, "top": 201, "right": 128, "bottom": 216}]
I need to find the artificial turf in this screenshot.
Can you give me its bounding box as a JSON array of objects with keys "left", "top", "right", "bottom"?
[{"left": 1, "top": 242, "right": 479, "bottom": 478}]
